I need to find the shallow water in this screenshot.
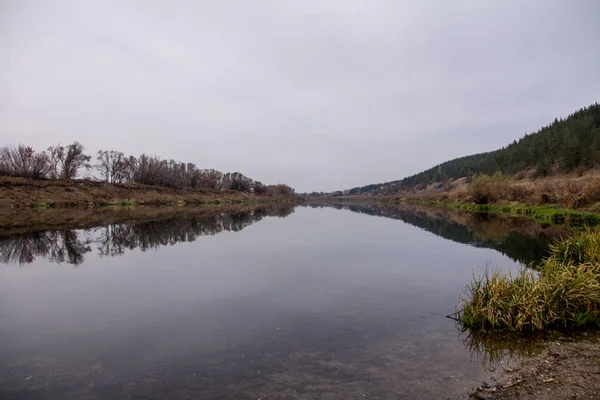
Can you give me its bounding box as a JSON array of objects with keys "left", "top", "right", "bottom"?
[{"left": 0, "top": 204, "right": 564, "bottom": 399}]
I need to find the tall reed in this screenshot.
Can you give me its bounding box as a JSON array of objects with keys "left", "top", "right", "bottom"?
[{"left": 458, "top": 229, "right": 600, "bottom": 332}]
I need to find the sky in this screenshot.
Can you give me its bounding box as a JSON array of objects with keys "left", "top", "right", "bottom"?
[{"left": 1, "top": 1, "right": 599, "bottom": 192}]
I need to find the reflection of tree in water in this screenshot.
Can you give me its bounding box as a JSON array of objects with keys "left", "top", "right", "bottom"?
[
  {"left": 0, "top": 230, "right": 92, "bottom": 266},
  {"left": 303, "top": 203, "right": 568, "bottom": 265},
  {"left": 96, "top": 206, "right": 294, "bottom": 256},
  {"left": 0, "top": 205, "right": 294, "bottom": 265}
]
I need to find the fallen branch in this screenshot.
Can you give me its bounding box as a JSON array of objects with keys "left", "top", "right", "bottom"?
[{"left": 503, "top": 379, "right": 525, "bottom": 388}]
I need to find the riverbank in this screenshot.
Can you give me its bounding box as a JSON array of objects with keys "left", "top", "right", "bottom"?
[
  {"left": 454, "top": 226, "right": 600, "bottom": 397},
  {"left": 467, "top": 335, "right": 600, "bottom": 399},
  {"left": 381, "top": 170, "right": 600, "bottom": 209},
  {"left": 381, "top": 199, "right": 600, "bottom": 226},
  {"left": 359, "top": 170, "right": 599, "bottom": 226},
  {"left": 0, "top": 203, "right": 295, "bottom": 235},
  {"left": 457, "top": 226, "right": 600, "bottom": 332},
  {"left": 0, "top": 177, "right": 295, "bottom": 208}
]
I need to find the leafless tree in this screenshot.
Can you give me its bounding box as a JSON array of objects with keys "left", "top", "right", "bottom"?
[
  {"left": 266, "top": 184, "right": 295, "bottom": 196},
  {"left": 0, "top": 145, "right": 52, "bottom": 179},
  {"left": 222, "top": 172, "right": 254, "bottom": 192},
  {"left": 47, "top": 142, "right": 91, "bottom": 179},
  {"left": 95, "top": 150, "right": 127, "bottom": 183},
  {"left": 46, "top": 145, "right": 64, "bottom": 179},
  {"left": 1, "top": 141, "right": 295, "bottom": 193},
  {"left": 198, "top": 169, "right": 223, "bottom": 189},
  {"left": 62, "top": 142, "right": 91, "bottom": 179}
]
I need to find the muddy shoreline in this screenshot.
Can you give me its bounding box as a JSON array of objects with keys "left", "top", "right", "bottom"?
[{"left": 465, "top": 333, "right": 600, "bottom": 399}]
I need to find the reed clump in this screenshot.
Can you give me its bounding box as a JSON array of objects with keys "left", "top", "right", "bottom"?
[{"left": 458, "top": 229, "right": 600, "bottom": 332}]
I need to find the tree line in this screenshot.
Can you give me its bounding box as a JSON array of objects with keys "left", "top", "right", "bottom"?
[
  {"left": 0, "top": 142, "right": 294, "bottom": 195},
  {"left": 348, "top": 103, "right": 600, "bottom": 195}
]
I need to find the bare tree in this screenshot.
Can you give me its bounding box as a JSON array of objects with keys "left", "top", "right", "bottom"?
[
  {"left": 62, "top": 142, "right": 91, "bottom": 179},
  {"left": 131, "top": 154, "right": 167, "bottom": 186},
  {"left": 95, "top": 150, "right": 111, "bottom": 182},
  {"left": 0, "top": 145, "right": 51, "bottom": 179},
  {"left": 95, "top": 150, "right": 127, "bottom": 183},
  {"left": 2, "top": 141, "right": 295, "bottom": 193},
  {"left": 47, "top": 142, "right": 91, "bottom": 179},
  {"left": 266, "top": 184, "right": 295, "bottom": 196},
  {"left": 121, "top": 156, "right": 137, "bottom": 182},
  {"left": 222, "top": 172, "right": 254, "bottom": 192},
  {"left": 253, "top": 181, "right": 266, "bottom": 194},
  {"left": 198, "top": 169, "right": 223, "bottom": 189},
  {"left": 46, "top": 145, "right": 64, "bottom": 179}
]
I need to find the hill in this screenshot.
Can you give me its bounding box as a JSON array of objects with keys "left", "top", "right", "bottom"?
[{"left": 348, "top": 103, "right": 600, "bottom": 195}]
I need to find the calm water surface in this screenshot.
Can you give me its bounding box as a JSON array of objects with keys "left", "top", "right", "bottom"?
[{"left": 0, "top": 204, "right": 562, "bottom": 399}]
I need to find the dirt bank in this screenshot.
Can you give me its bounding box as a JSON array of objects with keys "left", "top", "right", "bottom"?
[
  {"left": 0, "top": 203, "right": 296, "bottom": 235},
  {"left": 468, "top": 335, "right": 600, "bottom": 399},
  {"left": 0, "top": 177, "right": 293, "bottom": 208}
]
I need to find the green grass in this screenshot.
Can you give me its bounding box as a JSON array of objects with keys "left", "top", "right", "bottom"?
[
  {"left": 386, "top": 198, "right": 600, "bottom": 227},
  {"left": 31, "top": 202, "right": 53, "bottom": 209},
  {"left": 457, "top": 228, "right": 600, "bottom": 332}
]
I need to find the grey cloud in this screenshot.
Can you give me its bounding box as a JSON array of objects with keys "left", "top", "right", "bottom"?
[{"left": 1, "top": 0, "right": 599, "bottom": 192}]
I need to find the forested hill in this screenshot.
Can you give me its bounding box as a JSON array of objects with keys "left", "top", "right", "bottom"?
[{"left": 348, "top": 103, "right": 600, "bottom": 195}]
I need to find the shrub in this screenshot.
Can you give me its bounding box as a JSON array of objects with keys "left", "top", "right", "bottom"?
[
  {"left": 0, "top": 145, "right": 52, "bottom": 179},
  {"left": 468, "top": 172, "right": 509, "bottom": 204},
  {"left": 538, "top": 192, "right": 551, "bottom": 204}
]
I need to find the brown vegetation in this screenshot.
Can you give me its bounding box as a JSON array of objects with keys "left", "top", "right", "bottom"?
[
  {"left": 390, "top": 169, "right": 600, "bottom": 211},
  {"left": 0, "top": 142, "right": 296, "bottom": 197},
  {"left": 461, "top": 172, "right": 600, "bottom": 209},
  {"left": 0, "top": 177, "right": 295, "bottom": 208}
]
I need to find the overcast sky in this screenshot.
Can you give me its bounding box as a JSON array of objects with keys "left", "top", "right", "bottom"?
[{"left": 1, "top": 1, "right": 599, "bottom": 192}]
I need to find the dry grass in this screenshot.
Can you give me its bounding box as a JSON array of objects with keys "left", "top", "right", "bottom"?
[
  {"left": 0, "top": 176, "right": 292, "bottom": 208},
  {"left": 458, "top": 229, "right": 600, "bottom": 332},
  {"left": 461, "top": 172, "right": 600, "bottom": 208},
  {"left": 393, "top": 169, "right": 600, "bottom": 210},
  {"left": 466, "top": 173, "right": 535, "bottom": 204},
  {"left": 469, "top": 172, "right": 600, "bottom": 209}
]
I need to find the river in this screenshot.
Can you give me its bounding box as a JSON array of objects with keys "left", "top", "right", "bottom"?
[{"left": 0, "top": 203, "right": 568, "bottom": 399}]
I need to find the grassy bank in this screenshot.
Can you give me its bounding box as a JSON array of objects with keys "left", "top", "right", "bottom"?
[
  {"left": 457, "top": 229, "right": 600, "bottom": 333},
  {"left": 376, "top": 171, "right": 600, "bottom": 226},
  {"left": 0, "top": 176, "right": 295, "bottom": 208},
  {"left": 384, "top": 199, "right": 600, "bottom": 226}
]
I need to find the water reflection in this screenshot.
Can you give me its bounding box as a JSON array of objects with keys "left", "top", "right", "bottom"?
[
  {"left": 0, "top": 203, "right": 576, "bottom": 399},
  {"left": 462, "top": 330, "right": 548, "bottom": 365},
  {"left": 461, "top": 328, "right": 600, "bottom": 368},
  {"left": 0, "top": 230, "right": 92, "bottom": 265},
  {"left": 2, "top": 202, "right": 568, "bottom": 267},
  {"left": 306, "top": 203, "right": 570, "bottom": 265},
  {"left": 0, "top": 204, "right": 294, "bottom": 265}
]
